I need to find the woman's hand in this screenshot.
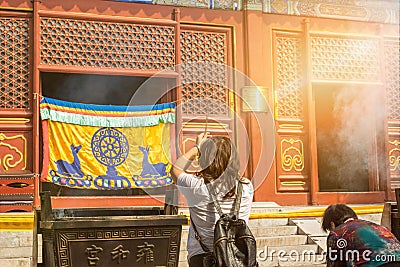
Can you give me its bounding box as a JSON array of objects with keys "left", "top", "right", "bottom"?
[
  {"left": 171, "top": 132, "right": 211, "bottom": 183},
  {"left": 196, "top": 132, "right": 211, "bottom": 147}
]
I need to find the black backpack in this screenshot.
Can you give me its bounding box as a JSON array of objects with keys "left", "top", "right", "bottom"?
[{"left": 191, "top": 182, "right": 258, "bottom": 267}]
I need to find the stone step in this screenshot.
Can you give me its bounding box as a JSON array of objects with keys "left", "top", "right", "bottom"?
[
  {"left": 178, "top": 244, "right": 324, "bottom": 267},
  {"left": 178, "top": 258, "right": 326, "bottom": 267},
  {"left": 178, "top": 259, "right": 326, "bottom": 266},
  {"left": 310, "top": 236, "right": 328, "bottom": 253},
  {"left": 180, "top": 235, "right": 309, "bottom": 251},
  {"left": 0, "top": 247, "right": 32, "bottom": 259},
  {"left": 258, "top": 256, "right": 326, "bottom": 267},
  {"left": 248, "top": 202, "right": 282, "bottom": 214},
  {"left": 256, "top": 235, "right": 309, "bottom": 247},
  {"left": 0, "top": 258, "right": 31, "bottom": 267},
  {"left": 178, "top": 241, "right": 318, "bottom": 259},
  {"left": 258, "top": 244, "right": 319, "bottom": 256},
  {"left": 179, "top": 240, "right": 319, "bottom": 263},
  {"left": 290, "top": 219, "right": 326, "bottom": 236},
  {"left": 248, "top": 218, "right": 289, "bottom": 228},
  {"left": 181, "top": 206, "right": 281, "bottom": 212},
  {"left": 0, "top": 231, "right": 40, "bottom": 263},
  {"left": 179, "top": 219, "right": 303, "bottom": 257},
  {"left": 0, "top": 231, "right": 34, "bottom": 248},
  {"left": 252, "top": 225, "right": 298, "bottom": 237},
  {"left": 180, "top": 224, "right": 298, "bottom": 242},
  {"left": 178, "top": 202, "right": 282, "bottom": 216},
  {"left": 290, "top": 218, "right": 328, "bottom": 253}
]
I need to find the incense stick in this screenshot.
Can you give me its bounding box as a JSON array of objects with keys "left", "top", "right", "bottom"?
[{"left": 204, "top": 114, "right": 208, "bottom": 135}]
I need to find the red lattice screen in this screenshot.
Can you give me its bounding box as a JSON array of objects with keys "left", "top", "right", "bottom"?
[
  {"left": 40, "top": 17, "right": 176, "bottom": 71},
  {"left": 180, "top": 29, "right": 229, "bottom": 116},
  {"left": 0, "top": 17, "right": 30, "bottom": 109}
]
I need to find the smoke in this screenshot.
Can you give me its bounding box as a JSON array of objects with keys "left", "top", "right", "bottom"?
[
  {"left": 42, "top": 73, "right": 151, "bottom": 105},
  {"left": 317, "top": 85, "right": 385, "bottom": 192}
]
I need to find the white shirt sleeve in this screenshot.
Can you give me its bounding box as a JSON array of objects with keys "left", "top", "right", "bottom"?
[
  {"left": 177, "top": 172, "right": 202, "bottom": 189},
  {"left": 177, "top": 172, "right": 209, "bottom": 207}
]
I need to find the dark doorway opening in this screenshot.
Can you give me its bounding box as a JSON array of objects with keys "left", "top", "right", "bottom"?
[
  {"left": 41, "top": 72, "right": 174, "bottom": 105},
  {"left": 315, "top": 84, "right": 385, "bottom": 192}
]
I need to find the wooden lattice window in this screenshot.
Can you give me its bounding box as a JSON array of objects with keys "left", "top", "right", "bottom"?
[
  {"left": 384, "top": 38, "right": 400, "bottom": 120},
  {"left": 180, "top": 29, "right": 230, "bottom": 116},
  {"left": 40, "top": 17, "right": 175, "bottom": 71},
  {"left": 311, "top": 36, "right": 380, "bottom": 82},
  {"left": 274, "top": 31, "right": 304, "bottom": 119},
  {"left": 0, "top": 17, "right": 30, "bottom": 109}
]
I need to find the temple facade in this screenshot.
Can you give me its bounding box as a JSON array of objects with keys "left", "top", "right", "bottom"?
[{"left": 0, "top": 0, "right": 399, "bottom": 210}]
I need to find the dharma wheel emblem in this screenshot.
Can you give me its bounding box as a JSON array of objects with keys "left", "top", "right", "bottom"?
[{"left": 91, "top": 127, "right": 131, "bottom": 189}]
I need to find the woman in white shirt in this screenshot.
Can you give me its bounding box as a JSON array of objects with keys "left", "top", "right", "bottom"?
[{"left": 171, "top": 133, "right": 254, "bottom": 267}]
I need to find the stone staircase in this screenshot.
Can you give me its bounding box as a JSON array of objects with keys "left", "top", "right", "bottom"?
[
  {"left": 0, "top": 205, "right": 383, "bottom": 267},
  {"left": 178, "top": 204, "right": 327, "bottom": 267}
]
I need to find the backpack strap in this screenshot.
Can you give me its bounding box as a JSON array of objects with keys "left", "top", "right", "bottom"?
[
  {"left": 233, "top": 182, "right": 243, "bottom": 218},
  {"left": 190, "top": 215, "right": 211, "bottom": 253},
  {"left": 206, "top": 181, "right": 243, "bottom": 219},
  {"left": 192, "top": 181, "right": 244, "bottom": 253}
]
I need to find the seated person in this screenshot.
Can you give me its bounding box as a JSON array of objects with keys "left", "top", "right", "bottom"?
[{"left": 322, "top": 204, "right": 400, "bottom": 267}]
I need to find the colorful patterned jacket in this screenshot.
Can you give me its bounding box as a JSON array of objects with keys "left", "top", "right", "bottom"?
[{"left": 327, "top": 219, "right": 400, "bottom": 267}]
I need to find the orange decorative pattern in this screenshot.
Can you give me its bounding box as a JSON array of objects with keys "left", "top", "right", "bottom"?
[
  {"left": 0, "top": 133, "right": 27, "bottom": 171},
  {"left": 281, "top": 138, "right": 304, "bottom": 172},
  {"left": 388, "top": 139, "right": 400, "bottom": 189},
  {"left": 389, "top": 140, "right": 400, "bottom": 172}
]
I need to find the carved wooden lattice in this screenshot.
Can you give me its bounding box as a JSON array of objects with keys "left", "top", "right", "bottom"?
[
  {"left": 180, "top": 30, "right": 228, "bottom": 116},
  {"left": 384, "top": 38, "right": 400, "bottom": 120},
  {"left": 40, "top": 17, "right": 175, "bottom": 70},
  {"left": 275, "top": 34, "right": 304, "bottom": 119},
  {"left": 311, "top": 36, "right": 380, "bottom": 82},
  {"left": 0, "top": 17, "right": 30, "bottom": 109}
]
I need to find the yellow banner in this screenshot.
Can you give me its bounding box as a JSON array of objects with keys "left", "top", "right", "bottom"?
[{"left": 43, "top": 121, "right": 173, "bottom": 190}]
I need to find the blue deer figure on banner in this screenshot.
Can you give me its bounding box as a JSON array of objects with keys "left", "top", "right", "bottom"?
[
  {"left": 138, "top": 146, "right": 168, "bottom": 178},
  {"left": 54, "top": 144, "right": 85, "bottom": 178}
]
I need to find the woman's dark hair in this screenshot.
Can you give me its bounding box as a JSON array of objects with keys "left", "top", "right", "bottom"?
[
  {"left": 197, "top": 136, "right": 241, "bottom": 198},
  {"left": 322, "top": 204, "right": 358, "bottom": 232}
]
